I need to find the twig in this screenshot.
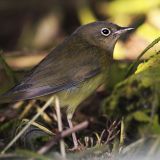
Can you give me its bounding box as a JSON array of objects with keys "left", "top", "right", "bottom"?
[
  {"left": 1, "top": 96, "right": 55, "bottom": 154},
  {"left": 105, "top": 120, "right": 120, "bottom": 144},
  {"left": 54, "top": 96, "right": 66, "bottom": 158},
  {"left": 107, "top": 130, "right": 120, "bottom": 143},
  {"left": 38, "top": 121, "right": 89, "bottom": 154}
]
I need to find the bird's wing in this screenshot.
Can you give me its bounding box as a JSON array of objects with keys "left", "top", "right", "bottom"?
[{"left": 0, "top": 41, "right": 103, "bottom": 103}]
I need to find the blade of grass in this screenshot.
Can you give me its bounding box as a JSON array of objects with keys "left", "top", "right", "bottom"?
[
  {"left": 126, "top": 36, "right": 160, "bottom": 77},
  {"left": 22, "top": 119, "right": 55, "bottom": 136},
  {"left": 120, "top": 117, "right": 125, "bottom": 147}
]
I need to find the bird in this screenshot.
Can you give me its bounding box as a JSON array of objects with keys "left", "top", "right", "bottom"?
[{"left": 0, "top": 21, "right": 133, "bottom": 148}]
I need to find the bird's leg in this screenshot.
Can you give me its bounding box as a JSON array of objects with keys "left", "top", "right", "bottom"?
[{"left": 67, "top": 115, "right": 78, "bottom": 149}]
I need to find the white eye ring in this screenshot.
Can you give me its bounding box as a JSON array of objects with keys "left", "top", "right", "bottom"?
[{"left": 101, "top": 28, "right": 111, "bottom": 37}]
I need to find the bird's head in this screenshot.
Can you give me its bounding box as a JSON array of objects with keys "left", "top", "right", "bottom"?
[{"left": 74, "top": 21, "right": 133, "bottom": 52}]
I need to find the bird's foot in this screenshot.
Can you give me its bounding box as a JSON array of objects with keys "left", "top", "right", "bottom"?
[{"left": 68, "top": 143, "right": 84, "bottom": 152}]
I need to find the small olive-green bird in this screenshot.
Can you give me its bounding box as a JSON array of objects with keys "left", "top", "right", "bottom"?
[{"left": 0, "top": 21, "right": 133, "bottom": 147}]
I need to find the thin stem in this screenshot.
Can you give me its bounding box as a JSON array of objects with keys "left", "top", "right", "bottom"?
[{"left": 55, "top": 96, "right": 66, "bottom": 158}]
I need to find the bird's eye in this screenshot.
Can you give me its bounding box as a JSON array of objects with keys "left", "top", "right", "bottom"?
[{"left": 101, "top": 28, "right": 111, "bottom": 36}]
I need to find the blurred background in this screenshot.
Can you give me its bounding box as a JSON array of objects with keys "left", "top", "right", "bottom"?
[{"left": 0, "top": 0, "right": 159, "bottom": 54}]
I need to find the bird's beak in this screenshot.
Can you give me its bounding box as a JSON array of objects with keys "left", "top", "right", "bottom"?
[{"left": 114, "top": 27, "right": 134, "bottom": 35}]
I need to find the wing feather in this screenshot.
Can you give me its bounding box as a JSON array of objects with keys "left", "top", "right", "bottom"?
[{"left": 0, "top": 37, "right": 103, "bottom": 103}]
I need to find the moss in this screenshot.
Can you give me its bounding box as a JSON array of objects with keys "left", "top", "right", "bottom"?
[{"left": 103, "top": 53, "right": 160, "bottom": 139}]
